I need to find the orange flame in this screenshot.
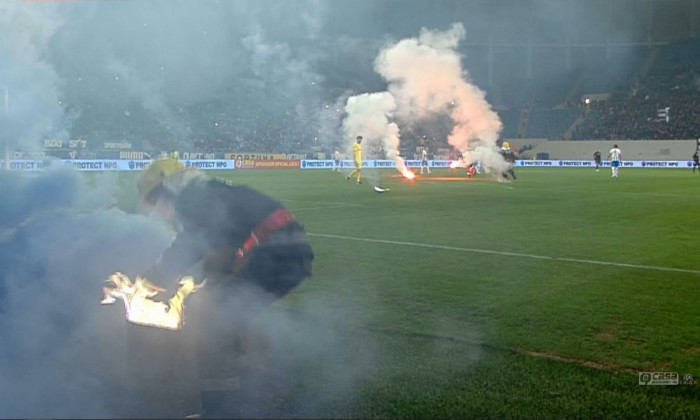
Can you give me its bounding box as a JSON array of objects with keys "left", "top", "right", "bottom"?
[{"left": 402, "top": 168, "right": 415, "bottom": 179}]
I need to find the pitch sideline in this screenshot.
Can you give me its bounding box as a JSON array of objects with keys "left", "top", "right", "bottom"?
[{"left": 308, "top": 232, "right": 700, "bottom": 276}]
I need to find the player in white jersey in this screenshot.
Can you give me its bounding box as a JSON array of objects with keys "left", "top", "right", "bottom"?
[
  {"left": 608, "top": 144, "right": 622, "bottom": 178},
  {"left": 420, "top": 147, "right": 431, "bottom": 174},
  {"left": 332, "top": 148, "right": 341, "bottom": 172}
]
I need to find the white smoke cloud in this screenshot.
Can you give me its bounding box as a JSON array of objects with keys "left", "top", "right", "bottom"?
[
  {"left": 106, "top": 59, "right": 191, "bottom": 143},
  {"left": 342, "top": 92, "right": 396, "bottom": 146},
  {"left": 374, "top": 23, "right": 508, "bottom": 174},
  {"left": 0, "top": 167, "right": 175, "bottom": 418},
  {"left": 342, "top": 92, "right": 410, "bottom": 176}
]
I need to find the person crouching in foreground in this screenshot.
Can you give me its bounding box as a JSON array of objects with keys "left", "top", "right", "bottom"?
[
  {"left": 137, "top": 158, "right": 313, "bottom": 308},
  {"left": 133, "top": 158, "right": 314, "bottom": 417}
]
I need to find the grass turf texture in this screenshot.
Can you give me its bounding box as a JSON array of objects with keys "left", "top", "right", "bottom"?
[{"left": 113, "top": 167, "right": 700, "bottom": 418}]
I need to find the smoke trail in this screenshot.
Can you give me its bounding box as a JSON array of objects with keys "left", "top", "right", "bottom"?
[
  {"left": 374, "top": 23, "right": 507, "bottom": 173},
  {"left": 241, "top": 28, "right": 325, "bottom": 144},
  {"left": 0, "top": 3, "right": 68, "bottom": 159},
  {"left": 45, "top": 0, "right": 330, "bottom": 153},
  {"left": 106, "top": 58, "right": 192, "bottom": 147}
]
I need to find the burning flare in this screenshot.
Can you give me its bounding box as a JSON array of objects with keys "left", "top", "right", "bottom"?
[
  {"left": 450, "top": 156, "right": 467, "bottom": 169},
  {"left": 402, "top": 168, "right": 415, "bottom": 179}
]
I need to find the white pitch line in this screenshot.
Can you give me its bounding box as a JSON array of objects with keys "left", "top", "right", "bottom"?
[
  {"left": 279, "top": 199, "right": 360, "bottom": 206},
  {"left": 292, "top": 204, "right": 361, "bottom": 211},
  {"left": 308, "top": 232, "right": 700, "bottom": 276},
  {"left": 519, "top": 185, "right": 695, "bottom": 199}
]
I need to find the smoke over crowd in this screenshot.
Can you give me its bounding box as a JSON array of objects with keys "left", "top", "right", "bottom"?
[
  {"left": 1, "top": 0, "right": 639, "bottom": 157},
  {"left": 0, "top": 3, "right": 68, "bottom": 157}
]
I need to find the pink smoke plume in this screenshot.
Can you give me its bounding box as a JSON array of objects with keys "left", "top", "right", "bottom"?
[{"left": 374, "top": 23, "right": 507, "bottom": 173}]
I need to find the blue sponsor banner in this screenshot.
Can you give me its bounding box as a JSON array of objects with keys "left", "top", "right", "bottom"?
[
  {"left": 516, "top": 160, "right": 555, "bottom": 167},
  {"left": 61, "top": 160, "right": 120, "bottom": 171},
  {"left": 300, "top": 159, "right": 455, "bottom": 169},
  {"left": 0, "top": 159, "right": 692, "bottom": 171},
  {"left": 125, "top": 160, "right": 152, "bottom": 171},
  {"left": 0, "top": 159, "right": 45, "bottom": 171},
  {"left": 294, "top": 159, "right": 690, "bottom": 169},
  {"left": 0, "top": 159, "right": 236, "bottom": 171},
  {"left": 182, "top": 160, "right": 235, "bottom": 170},
  {"left": 639, "top": 160, "right": 681, "bottom": 168},
  {"left": 514, "top": 160, "right": 687, "bottom": 168},
  {"left": 301, "top": 160, "right": 335, "bottom": 169}
]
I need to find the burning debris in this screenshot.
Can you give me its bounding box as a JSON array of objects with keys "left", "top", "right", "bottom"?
[{"left": 101, "top": 272, "right": 204, "bottom": 331}]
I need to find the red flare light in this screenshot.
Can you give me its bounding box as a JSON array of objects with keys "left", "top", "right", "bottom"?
[{"left": 402, "top": 168, "right": 415, "bottom": 180}]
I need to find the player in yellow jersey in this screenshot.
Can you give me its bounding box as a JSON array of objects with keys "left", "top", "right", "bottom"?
[{"left": 347, "top": 135, "right": 363, "bottom": 184}]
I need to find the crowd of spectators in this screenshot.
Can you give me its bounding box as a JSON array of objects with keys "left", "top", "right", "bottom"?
[
  {"left": 494, "top": 39, "right": 700, "bottom": 141},
  {"left": 68, "top": 82, "right": 321, "bottom": 155},
  {"left": 570, "top": 39, "right": 700, "bottom": 140},
  {"left": 63, "top": 38, "right": 699, "bottom": 154},
  {"left": 571, "top": 68, "right": 699, "bottom": 140}
]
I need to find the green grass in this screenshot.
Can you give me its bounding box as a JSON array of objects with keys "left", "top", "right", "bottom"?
[{"left": 118, "top": 168, "right": 700, "bottom": 418}]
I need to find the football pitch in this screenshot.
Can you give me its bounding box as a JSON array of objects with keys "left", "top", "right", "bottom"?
[{"left": 120, "top": 167, "right": 700, "bottom": 418}]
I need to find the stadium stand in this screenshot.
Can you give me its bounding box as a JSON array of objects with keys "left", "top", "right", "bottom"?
[
  {"left": 571, "top": 39, "right": 700, "bottom": 140},
  {"left": 492, "top": 38, "right": 700, "bottom": 141},
  {"left": 496, "top": 110, "right": 521, "bottom": 139},
  {"left": 59, "top": 37, "right": 698, "bottom": 154},
  {"left": 524, "top": 108, "right": 580, "bottom": 140}
]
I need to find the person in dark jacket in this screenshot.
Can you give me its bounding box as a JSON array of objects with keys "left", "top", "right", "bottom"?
[
  {"left": 138, "top": 159, "right": 313, "bottom": 301},
  {"left": 500, "top": 141, "right": 517, "bottom": 180},
  {"left": 593, "top": 150, "right": 602, "bottom": 172},
  {"left": 124, "top": 158, "right": 314, "bottom": 417}
]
